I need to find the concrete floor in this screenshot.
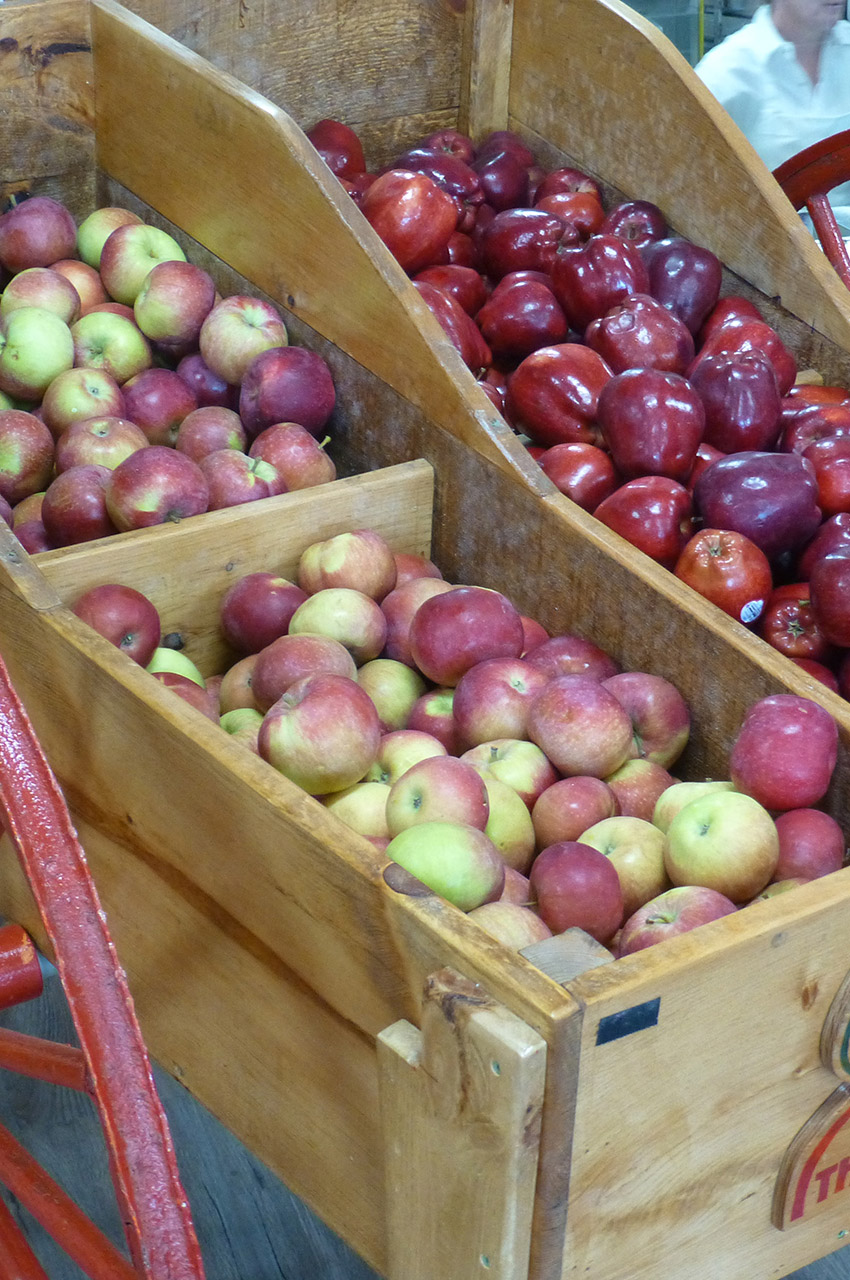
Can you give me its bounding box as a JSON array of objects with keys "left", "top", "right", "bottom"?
[{"left": 1, "top": 961, "right": 849, "bottom": 1280}]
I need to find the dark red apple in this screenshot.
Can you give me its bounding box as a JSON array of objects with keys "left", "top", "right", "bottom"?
[
  {"left": 534, "top": 167, "right": 603, "bottom": 203},
  {"left": 477, "top": 208, "right": 568, "bottom": 280},
  {"left": 550, "top": 233, "right": 650, "bottom": 333},
  {"left": 306, "top": 118, "right": 367, "bottom": 180},
  {"left": 697, "top": 295, "right": 764, "bottom": 345},
  {"left": 472, "top": 149, "right": 531, "bottom": 212},
  {"left": 599, "top": 200, "right": 668, "bottom": 247},
  {"left": 810, "top": 550, "right": 850, "bottom": 646},
  {"left": 642, "top": 237, "right": 723, "bottom": 335},
  {"left": 689, "top": 350, "right": 782, "bottom": 453},
  {"left": 219, "top": 572, "right": 309, "bottom": 654},
  {"left": 779, "top": 401, "right": 850, "bottom": 454},
  {"left": 408, "top": 586, "right": 525, "bottom": 686},
  {"left": 593, "top": 476, "right": 695, "bottom": 569},
  {"left": 175, "top": 351, "right": 239, "bottom": 410},
  {"left": 534, "top": 191, "right": 605, "bottom": 239},
  {"left": 505, "top": 344, "right": 613, "bottom": 447},
  {"left": 199, "top": 449, "right": 285, "bottom": 510},
  {"left": 802, "top": 434, "right": 850, "bottom": 517},
  {"left": 360, "top": 170, "right": 459, "bottom": 274},
  {"left": 597, "top": 367, "right": 705, "bottom": 482},
  {"left": 412, "top": 264, "right": 489, "bottom": 316},
  {"left": 248, "top": 422, "right": 337, "bottom": 490},
  {"left": 690, "top": 318, "right": 797, "bottom": 396},
  {"left": 585, "top": 293, "right": 695, "bottom": 375},
  {"left": 538, "top": 441, "right": 619, "bottom": 510},
  {"left": 41, "top": 464, "right": 117, "bottom": 547},
  {"left": 239, "top": 346, "right": 336, "bottom": 439},
  {"left": 105, "top": 445, "right": 210, "bottom": 531},
  {"left": 693, "top": 451, "right": 822, "bottom": 563},
  {"left": 758, "top": 582, "right": 835, "bottom": 663},
  {"left": 797, "top": 511, "right": 850, "bottom": 578},
  {"left": 72, "top": 581, "right": 161, "bottom": 665},
  {"left": 476, "top": 277, "right": 570, "bottom": 363},
  {"left": 121, "top": 366, "right": 199, "bottom": 447},
  {"left": 0, "top": 196, "right": 77, "bottom": 271},
  {"left": 412, "top": 281, "right": 492, "bottom": 372}
]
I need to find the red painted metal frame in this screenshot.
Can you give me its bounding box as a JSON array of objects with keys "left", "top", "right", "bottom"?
[
  {"left": 0, "top": 652, "right": 206, "bottom": 1279},
  {"left": 0, "top": 1193, "right": 49, "bottom": 1280},
  {"left": 773, "top": 129, "right": 850, "bottom": 289}
]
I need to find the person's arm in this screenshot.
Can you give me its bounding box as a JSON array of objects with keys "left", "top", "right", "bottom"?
[{"left": 694, "top": 48, "right": 762, "bottom": 137}]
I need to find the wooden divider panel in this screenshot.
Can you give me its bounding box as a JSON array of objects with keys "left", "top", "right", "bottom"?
[{"left": 508, "top": 0, "right": 850, "bottom": 352}]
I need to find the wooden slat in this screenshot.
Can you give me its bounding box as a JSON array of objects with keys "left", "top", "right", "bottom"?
[
  {"left": 459, "top": 0, "right": 515, "bottom": 143},
  {"left": 88, "top": 0, "right": 540, "bottom": 489},
  {"left": 557, "top": 874, "right": 850, "bottom": 1278},
  {"left": 507, "top": 0, "right": 850, "bottom": 353},
  {"left": 378, "top": 969, "right": 548, "bottom": 1280},
  {"left": 0, "top": 0, "right": 94, "bottom": 211}
]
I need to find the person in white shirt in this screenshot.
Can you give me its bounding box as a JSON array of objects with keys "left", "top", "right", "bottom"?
[{"left": 694, "top": 0, "right": 850, "bottom": 232}]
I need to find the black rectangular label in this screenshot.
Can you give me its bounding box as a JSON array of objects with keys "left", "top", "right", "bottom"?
[{"left": 595, "top": 997, "right": 661, "bottom": 1045}]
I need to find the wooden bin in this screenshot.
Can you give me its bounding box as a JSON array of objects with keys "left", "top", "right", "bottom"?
[{"left": 5, "top": 4, "right": 850, "bottom": 1280}]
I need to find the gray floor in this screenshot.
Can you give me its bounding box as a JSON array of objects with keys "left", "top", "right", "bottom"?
[{"left": 0, "top": 961, "right": 848, "bottom": 1280}]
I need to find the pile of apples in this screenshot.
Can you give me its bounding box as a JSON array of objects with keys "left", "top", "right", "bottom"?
[
  {"left": 0, "top": 195, "right": 338, "bottom": 550},
  {"left": 306, "top": 118, "right": 850, "bottom": 700},
  {"left": 70, "top": 525, "right": 847, "bottom": 959}
]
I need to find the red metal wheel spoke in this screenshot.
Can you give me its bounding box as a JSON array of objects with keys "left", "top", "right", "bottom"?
[
  {"left": 0, "top": 1192, "right": 49, "bottom": 1280},
  {"left": 0, "top": 1028, "right": 88, "bottom": 1092},
  {"left": 773, "top": 129, "right": 850, "bottom": 289},
  {"left": 0, "top": 1119, "right": 137, "bottom": 1280},
  {"left": 0, "top": 924, "right": 43, "bottom": 1012},
  {"left": 0, "top": 653, "right": 205, "bottom": 1278}
]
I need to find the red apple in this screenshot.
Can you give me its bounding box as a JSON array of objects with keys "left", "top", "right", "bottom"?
[
  {"left": 51, "top": 259, "right": 109, "bottom": 315},
  {"left": 198, "top": 295, "right": 289, "bottom": 387},
  {"left": 618, "top": 885, "right": 737, "bottom": 955},
  {"left": 199, "top": 449, "right": 284, "bottom": 510},
  {"left": 360, "top": 170, "right": 459, "bottom": 274},
  {"left": 0, "top": 197, "right": 77, "bottom": 272},
  {"left": 381, "top": 576, "right": 455, "bottom": 666},
  {"left": 597, "top": 367, "right": 705, "bottom": 482},
  {"left": 175, "top": 351, "right": 239, "bottom": 411},
  {"left": 248, "top": 422, "right": 336, "bottom": 490},
  {"left": 53, "top": 415, "right": 148, "bottom": 473},
  {"left": 258, "top": 672, "right": 381, "bottom": 795},
  {"left": 239, "top": 346, "right": 336, "bottom": 439},
  {"left": 251, "top": 633, "right": 357, "bottom": 712},
  {"left": 175, "top": 406, "right": 247, "bottom": 461},
  {"left": 1, "top": 266, "right": 80, "bottom": 324},
  {"left": 408, "top": 585, "right": 525, "bottom": 686},
  {"left": 523, "top": 633, "right": 619, "bottom": 682},
  {"left": 642, "top": 237, "right": 723, "bottom": 335},
  {"left": 219, "top": 573, "right": 308, "bottom": 654},
  {"left": 602, "top": 759, "right": 675, "bottom": 823},
  {"left": 452, "top": 657, "right": 550, "bottom": 747},
  {"left": 773, "top": 808, "right": 846, "bottom": 881},
  {"left": 550, "top": 233, "right": 650, "bottom": 332},
  {"left": 306, "top": 118, "right": 367, "bottom": 179},
  {"left": 104, "top": 445, "right": 209, "bottom": 530},
  {"left": 71, "top": 581, "right": 161, "bottom": 664},
  {"left": 674, "top": 528, "right": 774, "bottom": 626},
  {"left": 505, "top": 343, "right": 612, "bottom": 448},
  {"left": 527, "top": 674, "right": 634, "bottom": 779},
  {"left": 133, "top": 258, "right": 217, "bottom": 347},
  {"left": 689, "top": 351, "right": 782, "bottom": 453},
  {"left": 585, "top": 293, "right": 695, "bottom": 376},
  {"left": 531, "top": 775, "right": 618, "bottom": 849},
  {"left": 405, "top": 687, "right": 461, "bottom": 754},
  {"left": 476, "top": 275, "right": 570, "bottom": 363},
  {"left": 601, "top": 671, "right": 691, "bottom": 768},
  {"left": 0, "top": 410, "right": 56, "bottom": 505},
  {"left": 385, "top": 755, "right": 490, "bottom": 836},
  {"left": 298, "top": 528, "right": 397, "bottom": 601},
  {"left": 729, "top": 694, "right": 839, "bottom": 812},
  {"left": 758, "top": 581, "right": 835, "bottom": 663},
  {"left": 594, "top": 476, "right": 695, "bottom": 568},
  {"left": 121, "top": 367, "right": 199, "bottom": 447},
  {"left": 392, "top": 550, "right": 443, "bottom": 587},
  {"left": 41, "top": 464, "right": 115, "bottom": 546},
  {"left": 529, "top": 840, "right": 624, "bottom": 942}
]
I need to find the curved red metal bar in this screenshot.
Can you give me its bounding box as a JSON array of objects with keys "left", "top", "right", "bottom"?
[
  {"left": 773, "top": 130, "right": 850, "bottom": 289},
  {"left": 0, "top": 653, "right": 206, "bottom": 1279}
]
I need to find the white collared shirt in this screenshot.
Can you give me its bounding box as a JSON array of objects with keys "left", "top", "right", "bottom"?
[{"left": 695, "top": 5, "right": 850, "bottom": 230}]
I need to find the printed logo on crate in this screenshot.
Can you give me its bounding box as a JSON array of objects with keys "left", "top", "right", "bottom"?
[{"left": 773, "top": 1083, "right": 850, "bottom": 1227}]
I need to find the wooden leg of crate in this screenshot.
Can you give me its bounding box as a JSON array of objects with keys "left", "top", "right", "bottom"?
[{"left": 377, "top": 967, "right": 547, "bottom": 1280}]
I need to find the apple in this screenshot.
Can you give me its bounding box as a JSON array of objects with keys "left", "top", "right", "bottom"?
[
  {"left": 665, "top": 790, "right": 780, "bottom": 901},
  {"left": 385, "top": 821, "right": 505, "bottom": 912},
  {"left": 14, "top": 519, "right": 51, "bottom": 553},
  {"left": 773, "top": 808, "right": 846, "bottom": 881},
  {"left": 359, "top": 170, "right": 459, "bottom": 274},
  {"left": 392, "top": 550, "right": 443, "bottom": 587},
  {"left": 175, "top": 406, "right": 247, "bottom": 461},
  {"left": 323, "top": 780, "right": 391, "bottom": 843},
  {"left": 385, "top": 755, "right": 489, "bottom": 836},
  {"left": 529, "top": 840, "right": 624, "bottom": 943},
  {"left": 1, "top": 267, "right": 80, "bottom": 324},
  {"left": 363, "top": 728, "right": 448, "bottom": 786},
  {"left": 597, "top": 367, "right": 705, "bottom": 482},
  {"left": 413, "top": 264, "right": 488, "bottom": 317},
  {"left": 258, "top": 671, "right": 380, "bottom": 795},
  {"left": 248, "top": 422, "right": 337, "bottom": 490},
  {"left": 537, "top": 441, "right": 619, "bottom": 511},
  {"left": 51, "top": 259, "right": 109, "bottom": 314},
  {"left": 452, "top": 657, "right": 550, "bottom": 748},
  {"left": 482, "top": 775, "right": 536, "bottom": 873},
  {"left": 121, "top": 367, "right": 199, "bottom": 447},
  {"left": 175, "top": 351, "right": 239, "bottom": 411},
  {"left": 40, "top": 464, "right": 116, "bottom": 546},
  {"left": 520, "top": 615, "right": 549, "bottom": 655},
  {"left": 617, "top": 885, "right": 737, "bottom": 955},
  {"left": 674, "top": 528, "right": 774, "bottom": 626},
  {"left": 76, "top": 206, "right": 144, "bottom": 268},
  {"left": 54, "top": 415, "right": 149, "bottom": 473},
  {"left": 146, "top": 646, "right": 206, "bottom": 687},
  {"left": 531, "top": 775, "right": 618, "bottom": 849},
  {"left": 355, "top": 657, "right": 426, "bottom": 731},
  {"left": 381, "top": 576, "right": 455, "bottom": 666},
  {"left": 133, "top": 259, "right": 217, "bottom": 346},
  {"left": 461, "top": 738, "right": 559, "bottom": 808},
  {"left": 550, "top": 233, "right": 650, "bottom": 332},
  {"left": 11, "top": 492, "right": 44, "bottom": 529},
  {"left": 689, "top": 351, "right": 782, "bottom": 454},
  {"left": 477, "top": 208, "right": 567, "bottom": 279},
  {"left": 750, "top": 879, "right": 809, "bottom": 901},
  {"left": 219, "top": 706, "right": 264, "bottom": 754},
  {"left": 504, "top": 344, "right": 612, "bottom": 448},
  {"left": 0, "top": 306, "right": 74, "bottom": 400},
  {"left": 0, "top": 197, "right": 77, "bottom": 272},
  {"left": 499, "top": 866, "right": 535, "bottom": 906},
  {"left": 306, "top": 118, "right": 367, "bottom": 179},
  {"left": 593, "top": 476, "right": 695, "bottom": 569},
  {"left": 466, "top": 901, "right": 552, "bottom": 949},
  {"left": 104, "top": 445, "right": 210, "bottom": 531},
  {"left": 694, "top": 451, "right": 822, "bottom": 564},
  {"left": 153, "top": 671, "right": 220, "bottom": 722},
  {"left": 642, "top": 237, "right": 723, "bottom": 335},
  {"left": 40, "top": 367, "right": 126, "bottom": 438},
  {"left": 601, "top": 671, "right": 691, "bottom": 767},
  {"left": 651, "top": 779, "right": 736, "bottom": 834},
  {"left": 728, "top": 694, "right": 838, "bottom": 811},
  {"left": 408, "top": 585, "right": 525, "bottom": 686},
  {"left": 406, "top": 687, "right": 461, "bottom": 754},
  {"left": 527, "top": 674, "right": 633, "bottom": 779},
  {"left": 99, "top": 223, "right": 187, "bottom": 306},
  {"left": 71, "top": 311, "right": 153, "bottom": 385},
  {"left": 413, "top": 279, "right": 492, "bottom": 373},
  {"left": 198, "top": 295, "right": 289, "bottom": 386},
  {"left": 600, "top": 200, "right": 668, "bottom": 247},
  {"left": 288, "top": 587, "right": 388, "bottom": 664},
  {"left": 0, "top": 410, "right": 56, "bottom": 505},
  {"left": 219, "top": 573, "right": 308, "bottom": 655},
  {"left": 297, "top": 528, "right": 397, "bottom": 601},
  {"left": 218, "top": 654, "right": 260, "bottom": 714},
  {"left": 580, "top": 814, "right": 670, "bottom": 919},
  {"left": 71, "top": 582, "right": 161, "bottom": 665},
  {"left": 523, "top": 633, "right": 619, "bottom": 682},
  {"left": 250, "top": 634, "right": 360, "bottom": 716},
  {"left": 534, "top": 166, "right": 603, "bottom": 203},
  {"left": 199, "top": 450, "right": 284, "bottom": 510},
  {"left": 809, "top": 550, "right": 850, "bottom": 646},
  {"left": 585, "top": 293, "right": 694, "bottom": 376},
  {"left": 758, "top": 582, "right": 835, "bottom": 664},
  {"left": 690, "top": 317, "right": 797, "bottom": 397},
  {"left": 603, "top": 759, "right": 675, "bottom": 822},
  {"left": 238, "top": 346, "right": 337, "bottom": 439}
]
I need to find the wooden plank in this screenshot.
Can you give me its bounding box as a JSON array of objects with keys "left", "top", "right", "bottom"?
[
  {"left": 555, "top": 875, "right": 850, "bottom": 1279},
  {"left": 507, "top": 0, "right": 850, "bottom": 354},
  {"left": 377, "top": 969, "right": 547, "bottom": 1280},
  {"left": 459, "top": 0, "right": 515, "bottom": 143},
  {"left": 29, "top": 460, "right": 436, "bottom": 673},
  {"left": 87, "top": 0, "right": 540, "bottom": 487},
  {"left": 0, "top": 0, "right": 95, "bottom": 211}
]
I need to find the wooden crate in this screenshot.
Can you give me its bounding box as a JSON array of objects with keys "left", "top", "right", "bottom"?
[{"left": 5, "top": 4, "right": 850, "bottom": 1280}]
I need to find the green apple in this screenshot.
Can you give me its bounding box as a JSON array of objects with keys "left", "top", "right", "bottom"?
[
  {"left": 482, "top": 775, "right": 536, "bottom": 873},
  {"left": 580, "top": 814, "right": 670, "bottom": 920},
  {"left": 0, "top": 306, "right": 74, "bottom": 399},
  {"left": 147, "top": 646, "right": 206, "bottom": 688},
  {"left": 651, "top": 779, "right": 736, "bottom": 835},
  {"left": 76, "top": 206, "right": 144, "bottom": 269},
  {"left": 665, "top": 790, "right": 780, "bottom": 902},
  {"left": 385, "top": 820, "right": 505, "bottom": 911},
  {"left": 356, "top": 657, "right": 426, "bottom": 732}
]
